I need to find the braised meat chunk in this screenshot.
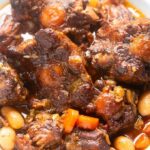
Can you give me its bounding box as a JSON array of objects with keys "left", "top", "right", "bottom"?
[
  {"left": 0, "top": 53, "right": 27, "bottom": 106},
  {"left": 34, "top": 29, "right": 94, "bottom": 112},
  {"left": 99, "top": 0, "right": 134, "bottom": 26},
  {"left": 65, "top": 128, "right": 110, "bottom": 150},
  {"left": 27, "top": 112, "right": 63, "bottom": 149},
  {"left": 0, "top": 15, "right": 22, "bottom": 48},
  {"left": 10, "top": 0, "right": 45, "bottom": 32},
  {"left": 93, "top": 79, "right": 137, "bottom": 134},
  {"left": 129, "top": 19, "right": 150, "bottom": 63},
  {"left": 8, "top": 28, "right": 94, "bottom": 112},
  {"left": 15, "top": 134, "right": 35, "bottom": 150},
  {"left": 86, "top": 18, "right": 150, "bottom": 84},
  {"left": 10, "top": 0, "right": 101, "bottom": 45},
  {"left": 15, "top": 112, "right": 63, "bottom": 150}
]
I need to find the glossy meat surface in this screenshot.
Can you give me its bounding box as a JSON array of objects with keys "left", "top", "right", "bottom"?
[
  {"left": 86, "top": 18, "right": 150, "bottom": 84},
  {"left": 10, "top": 0, "right": 101, "bottom": 46},
  {"left": 65, "top": 128, "right": 110, "bottom": 150},
  {"left": 27, "top": 112, "right": 63, "bottom": 149},
  {"left": 94, "top": 79, "right": 137, "bottom": 134},
  {"left": 0, "top": 0, "right": 149, "bottom": 149},
  {"left": 0, "top": 15, "right": 22, "bottom": 48},
  {"left": 99, "top": 0, "right": 134, "bottom": 25},
  {"left": 15, "top": 111, "right": 110, "bottom": 150},
  {"left": 15, "top": 112, "right": 63, "bottom": 150},
  {"left": 8, "top": 28, "right": 94, "bottom": 112},
  {"left": 0, "top": 53, "right": 27, "bottom": 106}
]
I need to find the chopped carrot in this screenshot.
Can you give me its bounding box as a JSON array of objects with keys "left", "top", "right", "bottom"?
[
  {"left": 62, "top": 109, "right": 79, "bottom": 133},
  {"left": 77, "top": 115, "right": 99, "bottom": 130},
  {"left": 40, "top": 5, "right": 66, "bottom": 28},
  {"left": 88, "top": 0, "right": 99, "bottom": 8}
]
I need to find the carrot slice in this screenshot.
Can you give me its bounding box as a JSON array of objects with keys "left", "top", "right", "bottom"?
[
  {"left": 89, "top": 0, "right": 99, "bottom": 7},
  {"left": 77, "top": 115, "right": 99, "bottom": 130},
  {"left": 62, "top": 109, "right": 79, "bottom": 133}
]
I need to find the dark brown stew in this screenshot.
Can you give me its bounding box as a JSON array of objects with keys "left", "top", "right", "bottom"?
[{"left": 0, "top": 0, "right": 149, "bottom": 149}]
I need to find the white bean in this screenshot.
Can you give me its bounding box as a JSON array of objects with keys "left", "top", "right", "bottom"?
[
  {"left": 0, "top": 127, "right": 16, "bottom": 150},
  {"left": 114, "top": 136, "right": 135, "bottom": 150},
  {"left": 134, "top": 133, "right": 150, "bottom": 149},
  {"left": 138, "top": 91, "right": 150, "bottom": 116},
  {"left": 1, "top": 106, "right": 24, "bottom": 129},
  {"left": 145, "top": 145, "right": 150, "bottom": 150}
]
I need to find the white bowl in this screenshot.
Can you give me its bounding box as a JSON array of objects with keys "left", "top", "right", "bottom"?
[{"left": 129, "top": 0, "right": 150, "bottom": 17}]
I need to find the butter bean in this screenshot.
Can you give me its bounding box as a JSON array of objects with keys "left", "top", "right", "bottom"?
[
  {"left": 134, "top": 133, "right": 150, "bottom": 149},
  {"left": 0, "top": 127, "right": 16, "bottom": 150},
  {"left": 143, "top": 122, "right": 150, "bottom": 136},
  {"left": 1, "top": 106, "right": 24, "bottom": 129},
  {"left": 145, "top": 145, "right": 150, "bottom": 150},
  {"left": 138, "top": 91, "right": 150, "bottom": 116},
  {"left": 114, "top": 136, "right": 135, "bottom": 150}
]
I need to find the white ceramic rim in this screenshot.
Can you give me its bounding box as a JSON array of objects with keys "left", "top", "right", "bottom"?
[{"left": 0, "top": 0, "right": 150, "bottom": 17}]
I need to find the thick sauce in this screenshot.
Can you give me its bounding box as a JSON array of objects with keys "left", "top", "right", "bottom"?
[{"left": 123, "top": 117, "right": 150, "bottom": 150}]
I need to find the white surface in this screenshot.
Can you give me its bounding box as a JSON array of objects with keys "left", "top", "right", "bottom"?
[
  {"left": 0, "top": 0, "right": 9, "bottom": 6},
  {"left": 129, "top": 0, "right": 150, "bottom": 17}
]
